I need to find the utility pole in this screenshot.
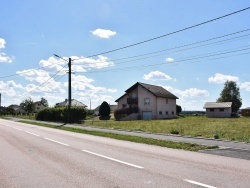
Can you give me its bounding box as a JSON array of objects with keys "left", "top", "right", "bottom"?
[
  {"left": 68, "top": 58, "right": 72, "bottom": 123},
  {"left": 0, "top": 93, "right": 1, "bottom": 107},
  {"left": 54, "top": 54, "right": 72, "bottom": 124}
]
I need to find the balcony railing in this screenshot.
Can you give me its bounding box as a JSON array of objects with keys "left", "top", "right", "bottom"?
[{"left": 127, "top": 97, "right": 138, "bottom": 104}]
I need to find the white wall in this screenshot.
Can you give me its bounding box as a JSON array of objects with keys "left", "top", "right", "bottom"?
[{"left": 205, "top": 108, "right": 231, "bottom": 118}]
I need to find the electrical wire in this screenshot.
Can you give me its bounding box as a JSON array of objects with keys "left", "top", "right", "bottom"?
[
  {"left": 0, "top": 59, "right": 66, "bottom": 79},
  {"left": 77, "top": 45, "right": 250, "bottom": 73},
  {"left": 21, "top": 64, "right": 68, "bottom": 96},
  {"left": 74, "top": 32, "right": 250, "bottom": 67},
  {"left": 73, "top": 6, "right": 250, "bottom": 61}
]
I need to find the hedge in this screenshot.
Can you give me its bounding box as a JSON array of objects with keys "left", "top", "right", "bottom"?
[{"left": 36, "top": 107, "right": 87, "bottom": 123}]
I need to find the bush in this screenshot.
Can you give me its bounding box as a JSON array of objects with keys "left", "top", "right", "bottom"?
[
  {"left": 114, "top": 107, "right": 139, "bottom": 120},
  {"left": 213, "top": 134, "right": 219, "bottom": 139},
  {"left": 170, "top": 128, "right": 179, "bottom": 135},
  {"left": 99, "top": 101, "right": 111, "bottom": 117},
  {"left": 36, "top": 107, "right": 87, "bottom": 123}
]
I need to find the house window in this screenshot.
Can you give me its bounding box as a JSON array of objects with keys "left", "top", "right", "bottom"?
[
  {"left": 210, "top": 108, "right": 214, "bottom": 112},
  {"left": 220, "top": 108, "right": 224, "bottom": 112},
  {"left": 144, "top": 98, "right": 150, "bottom": 105},
  {"left": 131, "top": 93, "right": 137, "bottom": 98},
  {"left": 166, "top": 99, "right": 168, "bottom": 104},
  {"left": 166, "top": 111, "right": 168, "bottom": 115},
  {"left": 122, "top": 104, "right": 127, "bottom": 108},
  {"left": 159, "top": 111, "right": 162, "bottom": 115},
  {"left": 172, "top": 111, "right": 174, "bottom": 115}
]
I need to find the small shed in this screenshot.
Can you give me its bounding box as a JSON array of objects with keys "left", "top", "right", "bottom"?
[{"left": 203, "top": 102, "right": 232, "bottom": 118}]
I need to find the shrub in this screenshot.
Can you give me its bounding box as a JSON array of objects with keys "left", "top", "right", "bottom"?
[
  {"left": 170, "top": 128, "right": 179, "bottom": 135},
  {"left": 99, "top": 101, "right": 111, "bottom": 117},
  {"left": 114, "top": 107, "right": 139, "bottom": 120},
  {"left": 213, "top": 134, "right": 219, "bottom": 139},
  {"left": 36, "top": 107, "right": 87, "bottom": 123}
]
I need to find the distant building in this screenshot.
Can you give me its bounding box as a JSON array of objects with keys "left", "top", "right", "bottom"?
[
  {"left": 203, "top": 102, "right": 232, "bottom": 118},
  {"left": 34, "top": 101, "right": 46, "bottom": 113},
  {"left": 55, "top": 99, "right": 87, "bottom": 108},
  {"left": 7, "top": 104, "right": 25, "bottom": 114},
  {"left": 93, "top": 104, "right": 118, "bottom": 116}
]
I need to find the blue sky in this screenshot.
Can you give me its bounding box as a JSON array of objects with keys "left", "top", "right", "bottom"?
[{"left": 1, "top": 0, "right": 250, "bottom": 110}]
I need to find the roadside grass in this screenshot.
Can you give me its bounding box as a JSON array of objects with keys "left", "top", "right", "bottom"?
[
  {"left": 18, "top": 120, "right": 217, "bottom": 152},
  {"left": 6, "top": 114, "right": 250, "bottom": 142},
  {"left": 84, "top": 116, "right": 250, "bottom": 142}
]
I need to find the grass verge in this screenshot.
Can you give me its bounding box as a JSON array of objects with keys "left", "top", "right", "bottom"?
[{"left": 18, "top": 120, "right": 217, "bottom": 152}]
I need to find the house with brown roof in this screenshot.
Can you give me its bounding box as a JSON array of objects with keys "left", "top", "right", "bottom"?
[
  {"left": 203, "top": 102, "right": 232, "bottom": 118},
  {"left": 115, "top": 82, "right": 178, "bottom": 120}
]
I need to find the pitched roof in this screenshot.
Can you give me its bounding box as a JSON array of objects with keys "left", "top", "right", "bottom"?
[
  {"left": 126, "top": 82, "right": 178, "bottom": 99},
  {"left": 56, "top": 99, "right": 87, "bottom": 107},
  {"left": 203, "top": 102, "right": 232, "bottom": 109}
]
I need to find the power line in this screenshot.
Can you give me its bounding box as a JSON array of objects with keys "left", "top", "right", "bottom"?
[
  {"left": 105, "top": 29, "right": 250, "bottom": 63},
  {"left": 74, "top": 31, "right": 250, "bottom": 67},
  {"left": 73, "top": 6, "right": 250, "bottom": 61},
  {"left": 0, "top": 59, "right": 66, "bottom": 79},
  {"left": 77, "top": 45, "right": 250, "bottom": 73},
  {"left": 21, "top": 64, "right": 68, "bottom": 96}
]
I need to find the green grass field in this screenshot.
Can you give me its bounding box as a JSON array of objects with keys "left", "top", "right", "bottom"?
[
  {"left": 4, "top": 114, "right": 250, "bottom": 142},
  {"left": 85, "top": 116, "right": 250, "bottom": 142}
]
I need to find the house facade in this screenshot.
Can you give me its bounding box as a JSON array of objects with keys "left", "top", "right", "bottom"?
[
  {"left": 115, "top": 82, "right": 178, "bottom": 120},
  {"left": 203, "top": 102, "right": 232, "bottom": 118},
  {"left": 34, "top": 101, "right": 46, "bottom": 113}
]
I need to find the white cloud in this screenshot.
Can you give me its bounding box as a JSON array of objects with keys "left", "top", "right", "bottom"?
[
  {"left": 0, "top": 80, "right": 24, "bottom": 97},
  {"left": 166, "top": 57, "right": 174, "bottom": 62},
  {"left": 90, "top": 28, "right": 116, "bottom": 39},
  {"left": 163, "top": 86, "right": 209, "bottom": 98},
  {"left": 39, "top": 57, "right": 67, "bottom": 74},
  {"left": 70, "top": 75, "right": 117, "bottom": 94},
  {"left": 208, "top": 73, "right": 239, "bottom": 84},
  {"left": 0, "top": 38, "right": 14, "bottom": 63},
  {"left": 143, "top": 71, "right": 172, "bottom": 81},
  {"left": 240, "top": 82, "right": 250, "bottom": 91},
  {"left": 16, "top": 69, "right": 51, "bottom": 84},
  {"left": 73, "top": 55, "right": 114, "bottom": 70},
  {"left": 40, "top": 55, "right": 114, "bottom": 74},
  {"left": 0, "top": 38, "right": 6, "bottom": 49}
]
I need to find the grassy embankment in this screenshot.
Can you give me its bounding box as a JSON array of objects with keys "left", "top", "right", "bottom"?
[
  {"left": 15, "top": 119, "right": 216, "bottom": 152},
  {"left": 85, "top": 115, "right": 250, "bottom": 142}
]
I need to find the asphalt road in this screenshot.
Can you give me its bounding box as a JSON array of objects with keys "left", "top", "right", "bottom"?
[{"left": 1, "top": 119, "right": 250, "bottom": 188}]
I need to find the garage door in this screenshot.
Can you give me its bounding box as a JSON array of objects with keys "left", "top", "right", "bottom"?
[{"left": 143, "top": 111, "right": 152, "bottom": 120}]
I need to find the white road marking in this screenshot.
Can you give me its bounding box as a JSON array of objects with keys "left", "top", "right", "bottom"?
[
  {"left": 12, "top": 127, "right": 22, "bottom": 131},
  {"left": 44, "top": 137, "right": 69, "bottom": 146},
  {"left": 184, "top": 179, "right": 217, "bottom": 188},
  {"left": 82, "top": 149, "right": 144, "bottom": 169},
  {"left": 25, "top": 131, "right": 39, "bottom": 137}
]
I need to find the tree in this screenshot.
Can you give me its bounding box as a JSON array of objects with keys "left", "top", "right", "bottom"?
[
  {"left": 99, "top": 101, "right": 111, "bottom": 120},
  {"left": 41, "top": 97, "right": 48, "bottom": 107},
  {"left": 20, "top": 98, "right": 35, "bottom": 114},
  {"left": 176, "top": 105, "right": 182, "bottom": 115},
  {"left": 217, "top": 81, "right": 242, "bottom": 113}
]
